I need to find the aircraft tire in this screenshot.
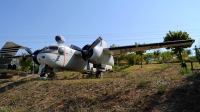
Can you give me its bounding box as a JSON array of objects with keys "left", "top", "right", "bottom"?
[
  {"left": 40, "top": 73, "right": 46, "bottom": 77},
  {"left": 12, "top": 65, "right": 16, "bottom": 70},
  {"left": 7, "top": 64, "right": 12, "bottom": 70},
  {"left": 48, "top": 72, "right": 55, "bottom": 78}
]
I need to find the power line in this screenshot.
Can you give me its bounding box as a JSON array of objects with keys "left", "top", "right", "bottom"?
[{"left": 0, "top": 28, "right": 200, "bottom": 38}]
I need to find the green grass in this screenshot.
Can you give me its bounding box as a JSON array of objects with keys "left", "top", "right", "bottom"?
[
  {"left": 157, "top": 86, "right": 166, "bottom": 95},
  {"left": 2, "top": 62, "right": 200, "bottom": 111},
  {"left": 137, "top": 81, "right": 150, "bottom": 89},
  {"left": 161, "top": 64, "right": 169, "bottom": 69},
  {"left": 2, "top": 108, "right": 9, "bottom": 112},
  {"left": 179, "top": 68, "right": 191, "bottom": 75}
]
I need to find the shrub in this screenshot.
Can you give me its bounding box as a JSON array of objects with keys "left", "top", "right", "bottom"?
[
  {"left": 179, "top": 68, "right": 191, "bottom": 75},
  {"left": 64, "top": 74, "right": 69, "bottom": 79},
  {"left": 110, "top": 65, "right": 120, "bottom": 72},
  {"left": 119, "top": 65, "right": 130, "bottom": 70}
]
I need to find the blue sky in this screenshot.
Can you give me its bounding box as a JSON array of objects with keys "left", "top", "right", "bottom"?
[{"left": 0, "top": 0, "right": 200, "bottom": 55}]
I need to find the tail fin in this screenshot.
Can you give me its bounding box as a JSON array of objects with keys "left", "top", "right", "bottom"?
[{"left": 0, "top": 42, "right": 26, "bottom": 67}]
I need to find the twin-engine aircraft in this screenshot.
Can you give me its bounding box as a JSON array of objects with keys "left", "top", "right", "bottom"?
[
  {"left": 19, "top": 36, "right": 194, "bottom": 78},
  {"left": 0, "top": 42, "right": 26, "bottom": 77},
  {"left": 4, "top": 36, "right": 195, "bottom": 78}
]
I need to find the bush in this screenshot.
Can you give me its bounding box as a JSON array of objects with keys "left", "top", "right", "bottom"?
[
  {"left": 110, "top": 65, "right": 130, "bottom": 72},
  {"left": 179, "top": 68, "right": 191, "bottom": 75},
  {"left": 109, "top": 66, "right": 120, "bottom": 72},
  {"left": 119, "top": 65, "right": 130, "bottom": 70},
  {"left": 64, "top": 74, "right": 69, "bottom": 79}
]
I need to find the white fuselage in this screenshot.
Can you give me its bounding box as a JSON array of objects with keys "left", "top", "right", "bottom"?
[{"left": 36, "top": 45, "right": 113, "bottom": 73}]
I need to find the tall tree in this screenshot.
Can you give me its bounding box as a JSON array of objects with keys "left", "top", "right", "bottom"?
[{"left": 163, "top": 30, "right": 192, "bottom": 65}]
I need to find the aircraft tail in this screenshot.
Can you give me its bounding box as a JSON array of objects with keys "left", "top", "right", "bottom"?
[{"left": 0, "top": 42, "right": 26, "bottom": 69}]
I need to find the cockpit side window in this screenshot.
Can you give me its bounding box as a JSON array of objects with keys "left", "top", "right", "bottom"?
[{"left": 48, "top": 46, "right": 58, "bottom": 50}]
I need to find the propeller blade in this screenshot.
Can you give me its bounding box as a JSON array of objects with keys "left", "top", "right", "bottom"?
[
  {"left": 70, "top": 44, "right": 82, "bottom": 51},
  {"left": 89, "top": 36, "right": 102, "bottom": 50},
  {"left": 25, "top": 47, "right": 33, "bottom": 55}
]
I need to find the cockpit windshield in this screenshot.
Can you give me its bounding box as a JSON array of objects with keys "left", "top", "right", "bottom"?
[
  {"left": 39, "top": 44, "right": 59, "bottom": 53},
  {"left": 41, "top": 46, "right": 58, "bottom": 51},
  {"left": 48, "top": 46, "right": 58, "bottom": 50}
]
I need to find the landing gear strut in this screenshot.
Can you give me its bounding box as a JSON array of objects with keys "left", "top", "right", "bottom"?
[{"left": 95, "top": 71, "right": 102, "bottom": 78}]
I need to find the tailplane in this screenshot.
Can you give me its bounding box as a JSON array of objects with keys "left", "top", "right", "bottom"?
[{"left": 0, "top": 42, "right": 26, "bottom": 69}]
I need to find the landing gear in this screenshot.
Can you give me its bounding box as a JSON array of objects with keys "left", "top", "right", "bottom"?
[
  {"left": 40, "top": 72, "right": 55, "bottom": 78},
  {"left": 48, "top": 72, "right": 55, "bottom": 78},
  {"left": 39, "top": 65, "right": 55, "bottom": 78},
  {"left": 40, "top": 72, "right": 46, "bottom": 77},
  {"left": 95, "top": 71, "right": 103, "bottom": 78}
]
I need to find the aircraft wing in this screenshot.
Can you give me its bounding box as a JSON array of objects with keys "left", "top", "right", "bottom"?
[{"left": 103, "top": 40, "right": 195, "bottom": 55}]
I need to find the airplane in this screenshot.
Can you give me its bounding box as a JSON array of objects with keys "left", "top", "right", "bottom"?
[
  {"left": 13, "top": 35, "right": 194, "bottom": 78},
  {"left": 0, "top": 42, "right": 26, "bottom": 77}
]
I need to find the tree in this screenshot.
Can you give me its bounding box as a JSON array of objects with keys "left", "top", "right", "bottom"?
[
  {"left": 185, "top": 49, "right": 192, "bottom": 56},
  {"left": 154, "top": 50, "right": 160, "bottom": 63},
  {"left": 163, "top": 30, "right": 192, "bottom": 65},
  {"left": 19, "top": 52, "right": 32, "bottom": 72},
  {"left": 136, "top": 51, "right": 146, "bottom": 67},
  {"left": 135, "top": 43, "right": 146, "bottom": 67},
  {"left": 144, "top": 53, "right": 154, "bottom": 64},
  {"left": 110, "top": 44, "right": 119, "bottom": 48},
  {"left": 159, "top": 51, "right": 172, "bottom": 63},
  {"left": 125, "top": 53, "right": 140, "bottom": 65}
]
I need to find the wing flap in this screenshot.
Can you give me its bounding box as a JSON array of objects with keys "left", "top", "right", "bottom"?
[{"left": 104, "top": 40, "right": 195, "bottom": 55}]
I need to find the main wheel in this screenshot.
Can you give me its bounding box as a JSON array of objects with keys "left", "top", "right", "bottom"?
[
  {"left": 40, "top": 72, "right": 46, "bottom": 77},
  {"left": 48, "top": 72, "right": 55, "bottom": 78},
  {"left": 95, "top": 71, "right": 103, "bottom": 78}
]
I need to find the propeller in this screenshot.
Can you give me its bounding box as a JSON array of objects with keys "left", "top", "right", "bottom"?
[
  {"left": 25, "top": 47, "right": 33, "bottom": 56},
  {"left": 25, "top": 47, "right": 42, "bottom": 74},
  {"left": 70, "top": 36, "right": 103, "bottom": 74},
  {"left": 70, "top": 44, "right": 82, "bottom": 51}
]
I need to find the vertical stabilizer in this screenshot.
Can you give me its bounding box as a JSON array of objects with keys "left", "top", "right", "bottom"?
[{"left": 0, "top": 42, "right": 26, "bottom": 68}]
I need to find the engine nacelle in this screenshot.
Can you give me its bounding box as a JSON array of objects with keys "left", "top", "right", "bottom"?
[{"left": 89, "top": 46, "right": 114, "bottom": 66}]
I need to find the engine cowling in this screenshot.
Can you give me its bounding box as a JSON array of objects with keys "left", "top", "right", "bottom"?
[{"left": 89, "top": 46, "right": 114, "bottom": 66}]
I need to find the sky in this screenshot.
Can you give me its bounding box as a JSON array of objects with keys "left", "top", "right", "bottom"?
[{"left": 0, "top": 0, "right": 200, "bottom": 55}]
